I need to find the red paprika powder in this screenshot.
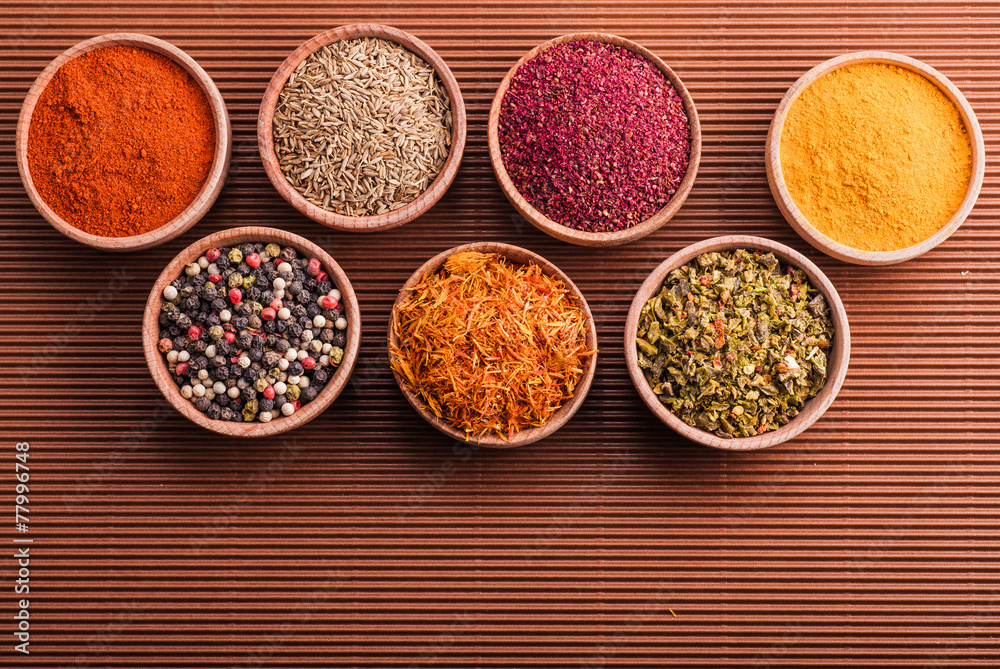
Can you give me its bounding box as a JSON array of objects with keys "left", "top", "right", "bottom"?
[{"left": 27, "top": 45, "right": 216, "bottom": 238}]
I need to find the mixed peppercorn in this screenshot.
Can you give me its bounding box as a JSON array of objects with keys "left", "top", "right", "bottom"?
[{"left": 156, "top": 242, "right": 347, "bottom": 423}]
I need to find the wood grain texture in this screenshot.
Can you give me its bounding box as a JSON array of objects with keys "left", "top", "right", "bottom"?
[
  {"left": 257, "top": 23, "right": 467, "bottom": 232},
  {"left": 141, "top": 226, "right": 362, "bottom": 437},
  {"left": 1, "top": 2, "right": 999, "bottom": 667},
  {"left": 15, "top": 32, "right": 232, "bottom": 251},
  {"left": 765, "top": 51, "right": 986, "bottom": 265},
  {"left": 487, "top": 32, "right": 702, "bottom": 247},
  {"left": 623, "top": 235, "right": 850, "bottom": 450},
  {"left": 387, "top": 241, "right": 598, "bottom": 447}
]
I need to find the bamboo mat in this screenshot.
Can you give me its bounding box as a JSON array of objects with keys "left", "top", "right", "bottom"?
[{"left": 1, "top": 1, "right": 998, "bottom": 666}]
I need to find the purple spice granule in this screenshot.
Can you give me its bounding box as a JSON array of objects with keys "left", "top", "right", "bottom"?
[{"left": 498, "top": 40, "right": 691, "bottom": 233}]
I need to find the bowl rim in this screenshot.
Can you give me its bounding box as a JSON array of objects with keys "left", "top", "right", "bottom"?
[
  {"left": 257, "top": 23, "right": 467, "bottom": 233},
  {"left": 15, "top": 32, "right": 232, "bottom": 252},
  {"left": 387, "top": 241, "right": 599, "bottom": 447},
  {"left": 623, "top": 235, "right": 851, "bottom": 451},
  {"left": 486, "top": 32, "right": 702, "bottom": 248},
  {"left": 142, "top": 226, "right": 362, "bottom": 437},
  {"left": 765, "top": 50, "right": 986, "bottom": 266}
]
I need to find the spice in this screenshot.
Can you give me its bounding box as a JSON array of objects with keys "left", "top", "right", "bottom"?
[
  {"left": 27, "top": 46, "right": 215, "bottom": 237},
  {"left": 636, "top": 250, "right": 834, "bottom": 438},
  {"left": 780, "top": 62, "right": 973, "bottom": 252},
  {"left": 156, "top": 242, "right": 348, "bottom": 423},
  {"left": 498, "top": 40, "right": 690, "bottom": 233},
  {"left": 273, "top": 37, "right": 452, "bottom": 216},
  {"left": 390, "top": 251, "right": 595, "bottom": 440}
]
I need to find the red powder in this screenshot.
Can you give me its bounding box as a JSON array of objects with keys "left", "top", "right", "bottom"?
[
  {"left": 498, "top": 40, "right": 690, "bottom": 233},
  {"left": 27, "top": 45, "right": 216, "bottom": 238}
]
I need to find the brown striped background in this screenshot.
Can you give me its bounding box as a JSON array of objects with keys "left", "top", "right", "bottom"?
[{"left": 1, "top": 1, "right": 998, "bottom": 666}]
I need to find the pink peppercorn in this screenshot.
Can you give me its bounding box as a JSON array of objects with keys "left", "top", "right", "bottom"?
[
  {"left": 269, "top": 298, "right": 282, "bottom": 310},
  {"left": 228, "top": 288, "right": 242, "bottom": 304},
  {"left": 321, "top": 295, "right": 338, "bottom": 310},
  {"left": 175, "top": 362, "right": 189, "bottom": 375},
  {"left": 263, "top": 386, "right": 275, "bottom": 400},
  {"left": 224, "top": 331, "right": 236, "bottom": 343},
  {"left": 307, "top": 258, "right": 321, "bottom": 276},
  {"left": 498, "top": 40, "right": 690, "bottom": 233},
  {"left": 302, "top": 356, "right": 316, "bottom": 370},
  {"left": 158, "top": 338, "right": 172, "bottom": 353},
  {"left": 188, "top": 326, "right": 201, "bottom": 340},
  {"left": 292, "top": 400, "right": 301, "bottom": 411},
  {"left": 205, "top": 248, "right": 221, "bottom": 262},
  {"left": 261, "top": 307, "right": 276, "bottom": 321},
  {"left": 246, "top": 253, "right": 261, "bottom": 268},
  {"left": 316, "top": 270, "right": 328, "bottom": 283},
  {"left": 208, "top": 274, "right": 222, "bottom": 284}
]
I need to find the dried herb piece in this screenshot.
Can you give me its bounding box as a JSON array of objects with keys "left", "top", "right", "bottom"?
[
  {"left": 390, "top": 251, "right": 596, "bottom": 440},
  {"left": 636, "top": 249, "right": 834, "bottom": 438}
]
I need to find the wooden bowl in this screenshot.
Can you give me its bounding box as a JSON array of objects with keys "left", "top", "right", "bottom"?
[
  {"left": 16, "top": 33, "right": 232, "bottom": 252},
  {"left": 257, "top": 24, "right": 467, "bottom": 232},
  {"left": 142, "top": 226, "right": 362, "bottom": 437},
  {"left": 487, "top": 33, "right": 701, "bottom": 247},
  {"left": 387, "top": 242, "right": 598, "bottom": 447},
  {"left": 624, "top": 235, "right": 851, "bottom": 451},
  {"left": 765, "top": 51, "right": 985, "bottom": 266}
]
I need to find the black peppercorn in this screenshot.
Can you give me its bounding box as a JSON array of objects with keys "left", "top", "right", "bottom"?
[
  {"left": 298, "top": 290, "right": 312, "bottom": 304},
  {"left": 248, "top": 314, "right": 262, "bottom": 330},
  {"left": 288, "top": 322, "right": 303, "bottom": 337},
  {"left": 287, "top": 281, "right": 302, "bottom": 296},
  {"left": 259, "top": 398, "right": 274, "bottom": 412},
  {"left": 194, "top": 397, "right": 211, "bottom": 412},
  {"left": 306, "top": 303, "right": 321, "bottom": 318},
  {"left": 240, "top": 243, "right": 255, "bottom": 257},
  {"left": 317, "top": 280, "right": 333, "bottom": 294},
  {"left": 280, "top": 246, "right": 297, "bottom": 261},
  {"left": 273, "top": 394, "right": 287, "bottom": 406},
  {"left": 215, "top": 394, "right": 229, "bottom": 408},
  {"left": 249, "top": 347, "right": 263, "bottom": 362},
  {"left": 332, "top": 331, "right": 346, "bottom": 347},
  {"left": 193, "top": 340, "right": 208, "bottom": 353},
  {"left": 301, "top": 387, "right": 318, "bottom": 402},
  {"left": 239, "top": 333, "right": 253, "bottom": 349},
  {"left": 191, "top": 273, "right": 207, "bottom": 287},
  {"left": 207, "top": 404, "right": 222, "bottom": 420},
  {"left": 313, "top": 369, "right": 328, "bottom": 384},
  {"left": 274, "top": 339, "right": 289, "bottom": 354},
  {"left": 289, "top": 361, "right": 304, "bottom": 376},
  {"left": 241, "top": 387, "right": 257, "bottom": 401}
]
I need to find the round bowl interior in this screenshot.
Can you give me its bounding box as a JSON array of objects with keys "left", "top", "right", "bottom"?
[
  {"left": 142, "top": 226, "right": 362, "bottom": 437},
  {"left": 487, "top": 32, "right": 702, "bottom": 247},
  {"left": 765, "top": 51, "right": 985, "bottom": 266},
  {"left": 624, "top": 235, "right": 851, "bottom": 451},
  {"left": 257, "top": 23, "right": 467, "bottom": 233},
  {"left": 15, "top": 32, "right": 232, "bottom": 252},
  {"left": 387, "top": 241, "right": 598, "bottom": 447}
]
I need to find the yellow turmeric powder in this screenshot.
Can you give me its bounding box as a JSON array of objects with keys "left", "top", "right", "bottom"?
[{"left": 780, "top": 62, "right": 972, "bottom": 252}]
